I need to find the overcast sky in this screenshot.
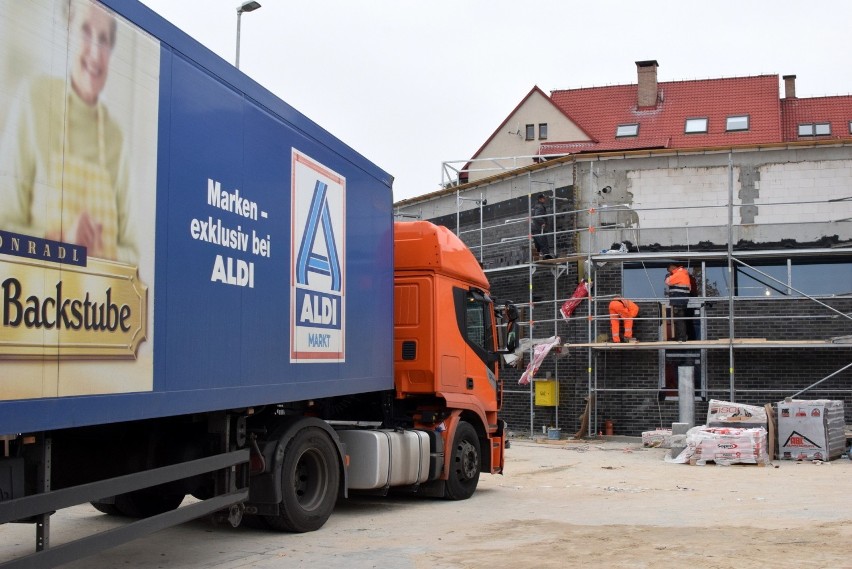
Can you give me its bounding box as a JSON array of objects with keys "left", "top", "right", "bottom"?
[{"left": 138, "top": 0, "right": 852, "bottom": 202}]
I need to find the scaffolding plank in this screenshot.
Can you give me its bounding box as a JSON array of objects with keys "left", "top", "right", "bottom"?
[
  {"left": 536, "top": 255, "right": 585, "bottom": 264},
  {"left": 566, "top": 339, "right": 852, "bottom": 349}
]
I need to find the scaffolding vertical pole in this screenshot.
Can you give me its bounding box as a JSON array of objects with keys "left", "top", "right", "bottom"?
[
  {"left": 727, "top": 152, "right": 736, "bottom": 400},
  {"left": 588, "top": 163, "right": 597, "bottom": 435},
  {"left": 478, "top": 192, "right": 484, "bottom": 263},
  {"left": 550, "top": 185, "right": 557, "bottom": 258},
  {"left": 527, "top": 189, "right": 535, "bottom": 437},
  {"left": 455, "top": 189, "right": 461, "bottom": 236}
]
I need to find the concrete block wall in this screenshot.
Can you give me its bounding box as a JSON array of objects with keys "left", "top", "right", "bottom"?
[
  {"left": 574, "top": 147, "right": 852, "bottom": 251},
  {"left": 627, "top": 167, "right": 731, "bottom": 227},
  {"left": 758, "top": 160, "right": 852, "bottom": 224}
]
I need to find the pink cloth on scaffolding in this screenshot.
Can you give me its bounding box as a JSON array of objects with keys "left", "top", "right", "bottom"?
[{"left": 519, "top": 336, "right": 561, "bottom": 385}]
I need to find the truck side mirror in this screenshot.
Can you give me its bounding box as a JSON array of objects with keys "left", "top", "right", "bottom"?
[{"left": 494, "top": 300, "right": 518, "bottom": 353}]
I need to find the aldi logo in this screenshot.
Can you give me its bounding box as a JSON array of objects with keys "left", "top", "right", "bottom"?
[{"left": 290, "top": 150, "right": 346, "bottom": 363}]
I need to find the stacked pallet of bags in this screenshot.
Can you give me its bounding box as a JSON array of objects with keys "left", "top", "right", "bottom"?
[
  {"left": 667, "top": 426, "right": 771, "bottom": 465},
  {"left": 667, "top": 400, "right": 770, "bottom": 465}
]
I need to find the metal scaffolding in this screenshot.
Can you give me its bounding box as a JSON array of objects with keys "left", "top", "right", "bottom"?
[{"left": 447, "top": 155, "right": 852, "bottom": 437}]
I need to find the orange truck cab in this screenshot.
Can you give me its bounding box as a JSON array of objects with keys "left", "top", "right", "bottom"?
[{"left": 393, "top": 221, "right": 507, "bottom": 497}]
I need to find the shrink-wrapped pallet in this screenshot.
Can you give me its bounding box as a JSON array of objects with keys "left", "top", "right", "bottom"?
[
  {"left": 777, "top": 399, "right": 845, "bottom": 461},
  {"left": 706, "top": 399, "right": 768, "bottom": 429},
  {"left": 667, "top": 426, "right": 770, "bottom": 466}
]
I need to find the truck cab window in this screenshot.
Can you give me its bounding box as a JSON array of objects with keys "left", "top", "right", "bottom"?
[
  {"left": 465, "top": 300, "right": 487, "bottom": 350},
  {"left": 453, "top": 287, "right": 496, "bottom": 366}
]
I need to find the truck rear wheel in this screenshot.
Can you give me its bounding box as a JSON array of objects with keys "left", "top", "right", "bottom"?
[
  {"left": 264, "top": 427, "right": 339, "bottom": 533},
  {"left": 445, "top": 421, "right": 480, "bottom": 500}
]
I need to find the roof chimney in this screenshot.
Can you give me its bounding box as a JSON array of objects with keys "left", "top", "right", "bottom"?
[
  {"left": 783, "top": 74, "right": 797, "bottom": 99},
  {"left": 636, "top": 60, "right": 659, "bottom": 108}
]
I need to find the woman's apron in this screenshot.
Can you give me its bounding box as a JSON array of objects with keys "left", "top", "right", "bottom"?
[{"left": 46, "top": 98, "right": 118, "bottom": 260}]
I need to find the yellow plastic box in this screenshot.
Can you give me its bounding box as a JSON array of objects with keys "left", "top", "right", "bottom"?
[{"left": 534, "top": 380, "right": 559, "bottom": 406}]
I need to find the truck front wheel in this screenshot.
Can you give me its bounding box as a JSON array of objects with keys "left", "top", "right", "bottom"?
[
  {"left": 264, "top": 427, "right": 339, "bottom": 533},
  {"left": 444, "top": 421, "right": 480, "bottom": 500}
]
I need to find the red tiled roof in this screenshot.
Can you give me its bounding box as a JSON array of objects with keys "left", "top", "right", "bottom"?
[
  {"left": 781, "top": 96, "right": 852, "bottom": 141},
  {"left": 549, "top": 75, "right": 784, "bottom": 152}
]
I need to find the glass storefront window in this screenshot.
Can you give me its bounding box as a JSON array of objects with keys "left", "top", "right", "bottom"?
[
  {"left": 623, "top": 265, "right": 668, "bottom": 300},
  {"left": 734, "top": 264, "right": 789, "bottom": 297},
  {"left": 625, "top": 260, "right": 851, "bottom": 298},
  {"left": 791, "top": 261, "right": 852, "bottom": 296}
]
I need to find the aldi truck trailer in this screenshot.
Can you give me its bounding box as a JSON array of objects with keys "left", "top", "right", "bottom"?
[{"left": 0, "top": 1, "right": 510, "bottom": 566}]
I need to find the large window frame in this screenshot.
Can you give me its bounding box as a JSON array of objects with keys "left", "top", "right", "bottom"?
[{"left": 623, "top": 258, "right": 852, "bottom": 299}]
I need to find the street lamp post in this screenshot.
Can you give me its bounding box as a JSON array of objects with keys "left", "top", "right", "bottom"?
[{"left": 235, "top": 0, "right": 262, "bottom": 69}]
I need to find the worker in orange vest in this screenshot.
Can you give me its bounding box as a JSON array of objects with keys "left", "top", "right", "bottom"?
[
  {"left": 609, "top": 296, "right": 639, "bottom": 343},
  {"left": 665, "top": 263, "right": 693, "bottom": 341}
]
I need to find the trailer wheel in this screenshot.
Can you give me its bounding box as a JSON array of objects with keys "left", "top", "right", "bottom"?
[
  {"left": 110, "top": 490, "right": 185, "bottom": 518},
  {"left": 265, "top": 427, "right": 339, "bottom": 533},
  {"left": 91, "top": 491, "right": 183, "bottom": 518},
  {"left": 445, "top": 421, "right": 480, "bottom": 500},
  {"left": 90, "top": 501, "right": 123, "bottom": 516}
]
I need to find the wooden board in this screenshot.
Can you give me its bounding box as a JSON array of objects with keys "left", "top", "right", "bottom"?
[
  {"left": 564, "top": 338, "right": 845, "bottom": 349},
  {"left": 764, "top": 403, "right": 776, "bottom": 461}
]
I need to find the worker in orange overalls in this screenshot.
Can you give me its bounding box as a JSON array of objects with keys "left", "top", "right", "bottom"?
[
  {"left": 609, "top": 296, "right": 639, "bottom": 343},
  {"left": 665, "top": 263, "right": 693, "bottom": 341}
]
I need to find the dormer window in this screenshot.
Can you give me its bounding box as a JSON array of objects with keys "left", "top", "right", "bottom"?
[
  {"left": 798, "top": 122, "right": 831, "bottom": 136},
  {"left": 726, "top": 115, "right": 749, "bottom": 132},
  {"left": 684, "top": 117, "right": 708, "bottom": 134},
  {"left": 616, "top": 123, "right": 639, "bottom": 137}
]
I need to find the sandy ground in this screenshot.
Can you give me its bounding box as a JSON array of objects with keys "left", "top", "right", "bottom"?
[{"left": 2, "top": 437, "right": 852, "bottom": 568}]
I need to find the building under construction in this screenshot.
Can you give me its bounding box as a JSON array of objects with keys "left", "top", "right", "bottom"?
[{"left": 395, "top": 142, "right": 852, "bottom": 437}]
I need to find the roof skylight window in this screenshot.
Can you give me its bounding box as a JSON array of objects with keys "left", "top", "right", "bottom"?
[
  {"left": 799, "top": 123, "right": 832, "bottom": 136},
  {"left": 726, "top": 115, "right": 749, "bottom": 132},
  {"left": 684, "top": 118, "right": 708, "bottom": 134},
  {"left": 615, "top": 123, "right": 639, "bottom": 137}
]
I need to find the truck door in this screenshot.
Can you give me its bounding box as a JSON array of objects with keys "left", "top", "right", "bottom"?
[{"left": 452, "top": 287, "right": 498, "bottom": 411}]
